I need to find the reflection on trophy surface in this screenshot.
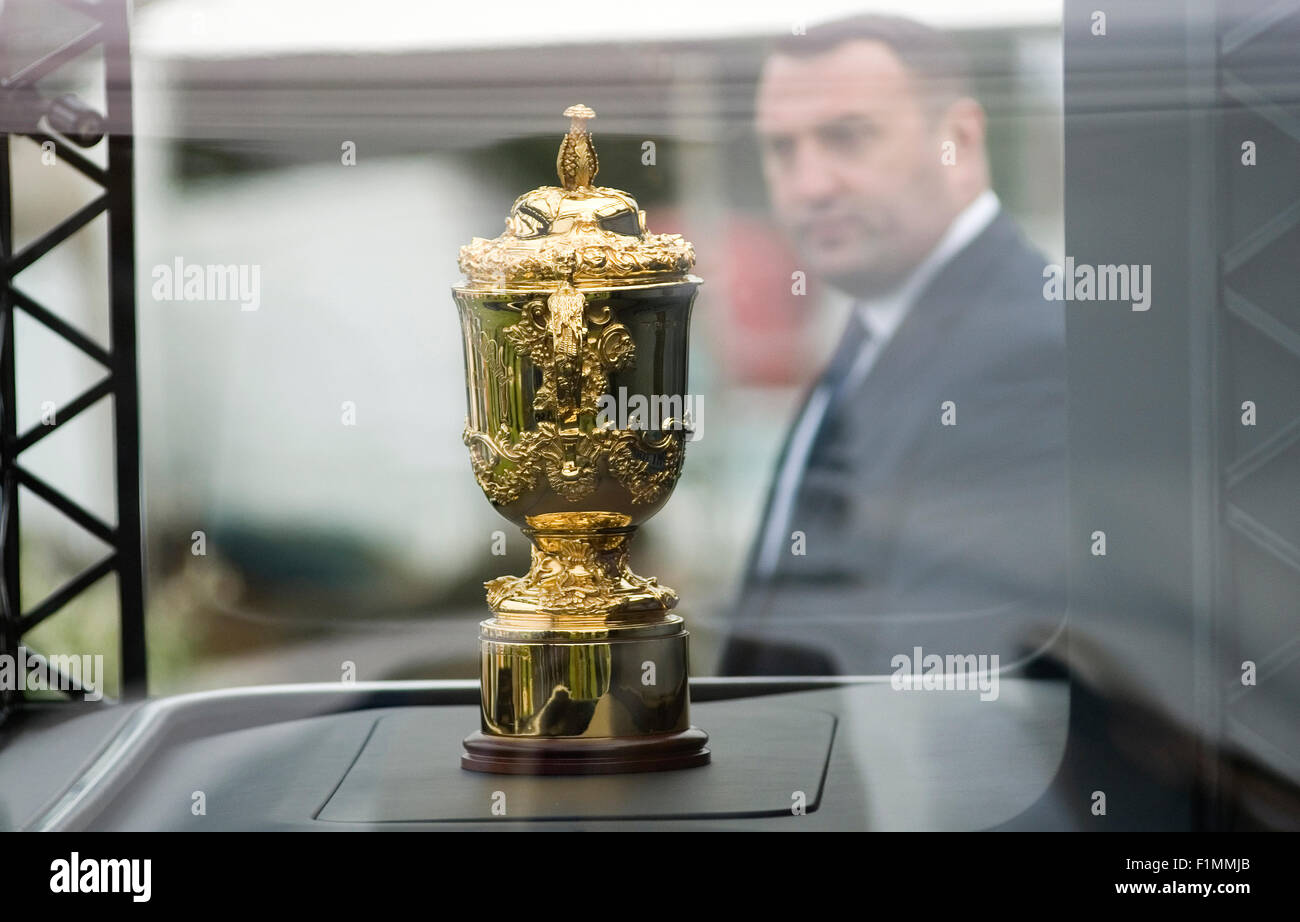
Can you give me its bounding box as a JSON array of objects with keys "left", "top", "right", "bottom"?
[{"left": 454, "top": 105, "right": 709, "bottom": 774}]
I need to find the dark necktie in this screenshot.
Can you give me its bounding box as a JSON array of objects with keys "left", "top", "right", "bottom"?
[
  {"left": 804, "top": 306, "right": 874, "bottom": 467},
  {"left": 750, "top": 307, "right": 872, "bottom": 580}
]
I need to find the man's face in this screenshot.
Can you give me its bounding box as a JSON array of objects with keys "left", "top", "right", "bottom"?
[{"left": 756, "top": 40, "right": 962, "bottom": 296}]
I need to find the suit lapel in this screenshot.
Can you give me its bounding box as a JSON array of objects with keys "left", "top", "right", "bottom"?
[
  {"left": 838, "top": 211, "right": 1021, "bottom": 484},
  {"left": 742, "top": 211, "right": 1024, "bottom": 613}
]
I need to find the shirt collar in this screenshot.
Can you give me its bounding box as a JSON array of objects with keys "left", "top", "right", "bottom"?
[{"left": 853, "top": 189, "right": 1001, "bottom": 342}]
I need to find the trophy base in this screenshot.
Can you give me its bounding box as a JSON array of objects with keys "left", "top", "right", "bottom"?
[
  {"left": 461, "top": 727, "right": 710, "bottom": 775},
  {"left": 462, "top": 614, "right": 710, "bottom": 775}
]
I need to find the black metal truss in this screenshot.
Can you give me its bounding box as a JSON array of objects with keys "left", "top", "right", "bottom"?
[
  {"left": 0, "top": 0, "right": 143, "bottom": 713},
  {"left": 1205, "top": 0, "right": 1300, "bottom": 822}
]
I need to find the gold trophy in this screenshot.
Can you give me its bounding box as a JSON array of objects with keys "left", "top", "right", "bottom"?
[{"left": 454, "top": 105, "right": 709, "bottom": 774}]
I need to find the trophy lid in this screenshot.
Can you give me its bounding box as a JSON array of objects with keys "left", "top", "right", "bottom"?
[{"left": 457, "top": 104, "right": 696, "bottom": 291}]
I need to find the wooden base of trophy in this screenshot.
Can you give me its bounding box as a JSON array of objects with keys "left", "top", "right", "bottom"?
[{"left": 461, "top": 727, "right": 710, "bottom": 775}]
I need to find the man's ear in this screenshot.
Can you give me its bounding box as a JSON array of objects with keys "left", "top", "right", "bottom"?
[
  {"left": 937, "top": 96, "right": 988, "bottom": 191},
  {"left": 944, "top": 96, "right": 987, "bottom": 155}
]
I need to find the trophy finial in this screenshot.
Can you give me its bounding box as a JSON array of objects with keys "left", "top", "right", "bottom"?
[{"left": 557, "top": 104, "right": 598, "bottom": 190}]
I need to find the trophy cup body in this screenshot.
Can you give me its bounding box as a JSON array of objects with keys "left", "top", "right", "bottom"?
[{"left": 454, "top": 106, "right": 709, "bottom": 774}]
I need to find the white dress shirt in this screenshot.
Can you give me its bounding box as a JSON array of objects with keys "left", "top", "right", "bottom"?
[{"left": 753, "top": 189, "right": 1003, "bottom": 578}]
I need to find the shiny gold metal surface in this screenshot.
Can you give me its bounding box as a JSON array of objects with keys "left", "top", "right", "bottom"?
[
  {"left": 454, "top": 105, "right": 708, "bottom": 774},
  {"left": 479, "top": 618, "right": 690, "bottom": 737},
  {"left": 458, "top": 105, "right": 695, "bottom": 290}
]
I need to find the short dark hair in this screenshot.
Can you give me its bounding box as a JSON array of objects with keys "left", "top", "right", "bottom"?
[{"left": 767, "top": 14, "right": 975, "bottom": 113}]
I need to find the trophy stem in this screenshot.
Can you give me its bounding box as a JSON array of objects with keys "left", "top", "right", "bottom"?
[{"left": 485, "top": 513, "right": 678, "bottom": 628}]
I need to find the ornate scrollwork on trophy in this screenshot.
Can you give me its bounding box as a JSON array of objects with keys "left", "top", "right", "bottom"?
[
  {"left": 458, "top": 232, "right": 696, "bottom": 289},
  {"left": 457, "top": 105, "right": 695, "bottom": 291},
  {"left": 608, "top": 429, "right": 684, "bottom": 506},
  {"left": 461, "top": 284, "right": 686, "bottom": 510},
  {"left": 483, "top": 512, "right": 679, "bottom": 620}
]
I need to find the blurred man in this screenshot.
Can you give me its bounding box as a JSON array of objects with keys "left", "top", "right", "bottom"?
[{"left": 719, "top": 14, "right": 1067, "bottom": 675}]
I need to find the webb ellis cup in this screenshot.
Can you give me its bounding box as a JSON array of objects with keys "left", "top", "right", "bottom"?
[{"left": 454, "top": 105, "right": 710, "bottom": 773}]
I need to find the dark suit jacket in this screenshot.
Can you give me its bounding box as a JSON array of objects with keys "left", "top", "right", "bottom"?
[{"left": 719, "top": 210, "right": 1068, "bottom": 675}]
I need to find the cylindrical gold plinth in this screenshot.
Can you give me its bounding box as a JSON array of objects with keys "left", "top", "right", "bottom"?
[{"left": 462, "top": 616, "right": 710, "bottom": 774}]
